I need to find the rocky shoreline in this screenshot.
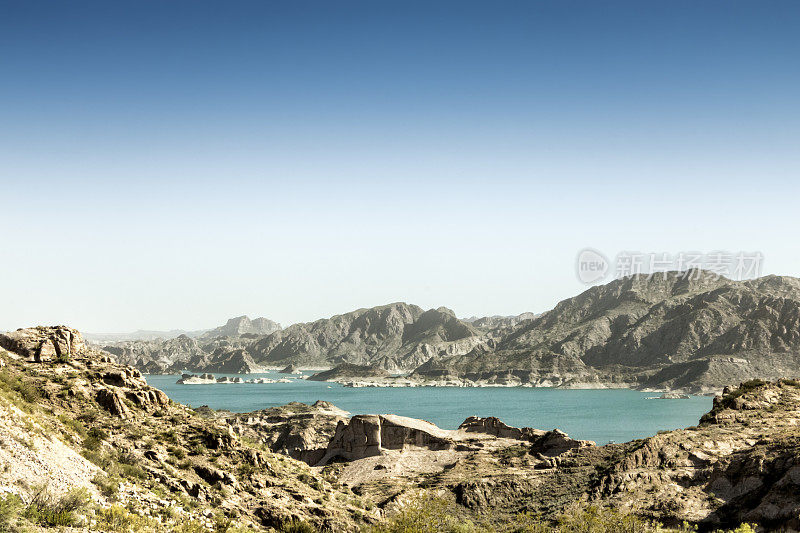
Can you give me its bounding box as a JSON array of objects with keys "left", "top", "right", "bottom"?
[{"left": 176, "top": 372, "right": 305, "bottom": 385}]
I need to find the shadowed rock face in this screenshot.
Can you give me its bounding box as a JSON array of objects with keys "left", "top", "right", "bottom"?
[{"left": 0, "top": 326, "right": 84, "bottom": 362}]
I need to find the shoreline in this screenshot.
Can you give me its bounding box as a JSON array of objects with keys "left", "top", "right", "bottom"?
[{"left": 150, "top": 371, "right": 718, "bottom": 396}]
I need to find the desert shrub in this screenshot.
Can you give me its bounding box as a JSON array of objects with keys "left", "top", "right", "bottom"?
[
  {"left": 297, "top": 472, "right": 323, "bottom": 491},
  {"left": 83, "top": 426, "right": 110, "bottom": 451},
  {"left": 169, "top": 446, "right": 186, "bottom": 460},
  {"left": 364, "top": 497, "right": 476, "bottom": 533},
  {"left": 280, "top": 518, "right": 319, "bottom": 533},
  {"left": 550, "top": 506, "right": 658, "bottom": 532},
  {"left": 59, "top": 414, "right": 88, "bottom": 439},
  {"left": 727, "top": 379, "right": 767, "bottom": 400},
  {"left": 92, "top": 473, "right": 120, "bottom": 499},
  {"left": 0, "top": 493, "right": 23, "bottom": 532},
  {"left": 120, "top": 462, "right": 147, "bottom": 480},
  {"left": 94, "top": 505, "right": 160, "bottom": 532},
  {"left": 0, "top": 370, "right": 41, "bottom": 404},
  {"left": 22, "top": 485, "right": 88, "bottom": 527}
]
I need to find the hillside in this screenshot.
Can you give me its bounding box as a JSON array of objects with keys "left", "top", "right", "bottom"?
[
  {"left": 413, "top": 271, "right": 800, "bottom": 392},
  {"left": 0, "top": 327, "right": 368, "bottom": 531}
]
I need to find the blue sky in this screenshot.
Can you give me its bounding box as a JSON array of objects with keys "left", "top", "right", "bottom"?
[{"left": 1, "top": 1, "right": 799, "bottom": 332}]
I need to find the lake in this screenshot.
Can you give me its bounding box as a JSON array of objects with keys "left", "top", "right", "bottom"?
[{"left": 145, "top": 372, "right": 713, "bottom": 445}]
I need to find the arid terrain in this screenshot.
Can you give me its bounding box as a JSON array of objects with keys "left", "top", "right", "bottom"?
[{"left": 1, "top": 324, "right": 800, "bottom": 531}]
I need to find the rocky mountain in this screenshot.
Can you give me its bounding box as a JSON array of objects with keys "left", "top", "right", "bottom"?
[
  {"left": 200, "top": 315, "right": 281, "bottom": 339},
  {"left": 93, "top": 271, "right": 800, "bottom": 392},
  {"left": 413, "top": 271, "right": 800, "bottom": 393},
  {"left": 249, "top": 303, "right": 485, "bottom": 371}
]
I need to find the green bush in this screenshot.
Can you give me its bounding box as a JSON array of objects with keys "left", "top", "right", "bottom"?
[
  {"left": 83, "top": 427, "right": 110, "bottom": 451},
  {"left": 92, "top": 473, "right": 120, "bottom": 499},
  {"left": 364, "top": 497, "right": 475, "bottom": 533},
  {"left": 94, "top": 505, "right": 160, "bottom": 532},
  {"left": 22, "top": 485, "right": 89, "bottom": 527},
  {"left": 280, "top": 519, "right": 318, "bottom": 533},
  {"left": 0, "top": 493, "right": 22, "bottom": 532},
  {"left": 0, "top": 370, "right": 41, "bottom": 404}
]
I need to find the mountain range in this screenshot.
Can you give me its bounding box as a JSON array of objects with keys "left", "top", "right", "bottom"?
[{"left": 96, "top": 270, "right": 800, "bottom": 392}]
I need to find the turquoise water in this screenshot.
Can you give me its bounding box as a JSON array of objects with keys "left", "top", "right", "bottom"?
[{"left": 145, "top": 372, "right": 713, "bottom": 445}]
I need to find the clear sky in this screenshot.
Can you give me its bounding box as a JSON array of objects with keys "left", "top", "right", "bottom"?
[{"left": 2, "top": 1, "right": 799, "bottom": 333}]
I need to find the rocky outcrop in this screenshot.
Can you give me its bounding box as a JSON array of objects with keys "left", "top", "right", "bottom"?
[
  {"left": 460, "top": 416, "right": 546, "bottom": 441},
  {"left": 0, "top": 326, "right": 84, "bottom": 362},
  {"left": 94, "top": 367, "right": 169, "bottom": 417},
  {"left": 226, "top": 401, "right": 350, "bottom": 465},
  {"left": 459, "top": 417, "right": 593, "bottom": 456},
  {"left": 320, "top": 414, "right": 454, "bottom": 464}
]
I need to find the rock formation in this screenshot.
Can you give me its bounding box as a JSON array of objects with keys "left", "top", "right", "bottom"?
[
  {"left": 0, "top": 325, "right": 85, "bottom": 362},
  {"left": 226, "top": 401, "right": 350, "bottom": 465}
]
